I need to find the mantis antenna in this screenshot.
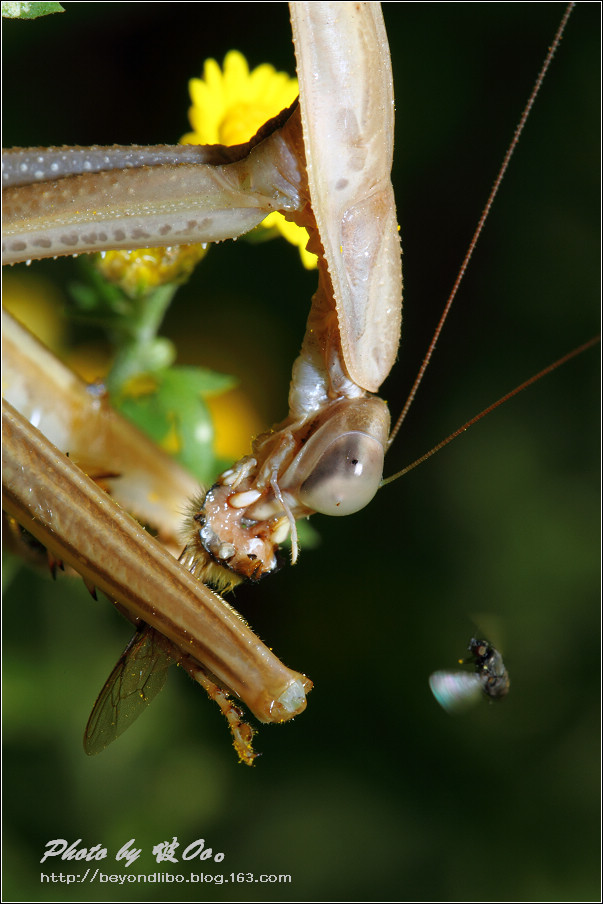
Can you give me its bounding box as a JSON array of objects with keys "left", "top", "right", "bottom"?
[{"left": 386, "top": 1, "right": 577, "bottom": 454}]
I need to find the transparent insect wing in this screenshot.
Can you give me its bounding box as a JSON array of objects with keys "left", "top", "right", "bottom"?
[
  {"left": 84, "top": 626, "right": 173, "bottom": 755},
  {"left": 428, "top": 670, "right": 484, "bottom": 714}
]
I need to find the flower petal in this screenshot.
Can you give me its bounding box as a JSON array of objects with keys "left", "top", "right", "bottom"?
[{"left": 179, "top": 51, "right": 315, "bottom": 267}]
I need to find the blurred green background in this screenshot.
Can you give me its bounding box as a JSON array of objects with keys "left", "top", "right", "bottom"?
[{"left": 2, "top": 3, "right": 599, "bottom": 901}]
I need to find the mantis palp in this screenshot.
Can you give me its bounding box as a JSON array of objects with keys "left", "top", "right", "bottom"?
[{"left": 1, "top": 3, "right": 600, "bottom": 768}]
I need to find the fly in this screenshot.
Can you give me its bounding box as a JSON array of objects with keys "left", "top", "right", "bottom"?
[{"left": 429, "top": 638, "right": 510, "bottom": 714}]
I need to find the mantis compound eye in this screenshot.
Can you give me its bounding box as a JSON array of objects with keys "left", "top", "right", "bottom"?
[
  {"left": 298, "top": 431, "right": 385, "bottom": 516},
  {"left": 278, "top": 396, "right": 390, "bottom": 518}
]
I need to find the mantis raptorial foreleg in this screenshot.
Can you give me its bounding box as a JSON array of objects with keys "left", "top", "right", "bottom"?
[{"left": 2, "top": 104, "right": 306, "bottom": 263}]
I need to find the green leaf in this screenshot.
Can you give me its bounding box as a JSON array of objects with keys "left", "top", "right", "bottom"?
[
  {"left": 114, "top": 366, "right": 236, "bottom": 485},
  {"left": 166, "top": 364, "right": 237, "bottom": 399},
  {"left": 2, "top": 1, "right": 64, "bottom": 19}
]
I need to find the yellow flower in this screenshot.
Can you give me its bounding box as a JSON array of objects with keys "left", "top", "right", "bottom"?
[
  {"left": 181, "top": 50, "right": 317, "bottom": 270},
  {"left": 96, "top": 244, "right": 209, "bottom": 297}
]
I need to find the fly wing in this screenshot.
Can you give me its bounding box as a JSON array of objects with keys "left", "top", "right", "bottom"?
[
  {"left": 84, "top": 625, "right": 172, "bottom": 755},
  {"left": 429, "top": 670, "right": 483, "bottom": 714}
]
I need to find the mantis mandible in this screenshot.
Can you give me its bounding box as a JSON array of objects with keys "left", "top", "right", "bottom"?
[{"left": 3, "top": 4, "right": 600, "bottom": 764}]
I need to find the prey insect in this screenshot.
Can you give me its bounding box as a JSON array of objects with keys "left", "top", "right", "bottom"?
[
  {"left": 2, "top": 3, "right": 596, "bottom": 761},
  {"left": 429, "top": 638, "right": 510, "bottom": 714}
]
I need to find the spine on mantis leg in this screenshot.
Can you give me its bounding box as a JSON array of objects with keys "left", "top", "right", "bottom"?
[{"left": 191, "top": 1, "right": 400, "bottom": 581}]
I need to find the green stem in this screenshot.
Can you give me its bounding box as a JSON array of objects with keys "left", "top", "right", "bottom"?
[{"left": 106, "top": 283, "right": 178, "bottom": 395}]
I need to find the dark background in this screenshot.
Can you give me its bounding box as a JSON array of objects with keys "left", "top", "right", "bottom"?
[{"left": 3, "top": 3, "right": 599, "bottom": 901}]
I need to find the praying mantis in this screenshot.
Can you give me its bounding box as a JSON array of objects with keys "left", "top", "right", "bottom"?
[{"left": 2, "top": 1, "right": 598, "bottom": 775}]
